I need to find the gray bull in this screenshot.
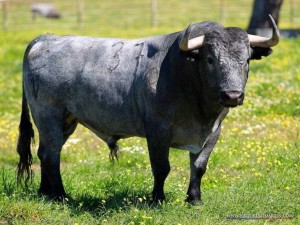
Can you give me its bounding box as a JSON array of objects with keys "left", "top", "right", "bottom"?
[{"left": 17, "top": 16, "right": 279, "bottom": 203}]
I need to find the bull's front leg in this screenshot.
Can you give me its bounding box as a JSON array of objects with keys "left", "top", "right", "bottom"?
[
  {"left": 146, "top": 123, "right": 171, "bottom": 203},
  {"left": 186, "top": 126, "right": 221, "bottom": 204}
]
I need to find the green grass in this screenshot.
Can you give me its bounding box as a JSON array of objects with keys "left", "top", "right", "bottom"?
[{"left": 0, "top": 2, "right": 300, "bottom": 224}]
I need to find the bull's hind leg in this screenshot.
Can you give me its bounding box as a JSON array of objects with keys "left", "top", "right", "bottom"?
[{"left": 33, "top": 107, "right": 77, "bottom": 200}]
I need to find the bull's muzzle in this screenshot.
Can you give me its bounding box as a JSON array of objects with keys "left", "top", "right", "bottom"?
[{"left": 220, "top": 91, "right": 244, "bottom": 107}]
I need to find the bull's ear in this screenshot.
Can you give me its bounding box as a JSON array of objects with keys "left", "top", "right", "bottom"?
[{"left": 250, "top": 47, "right": 273, "bottom": 60}]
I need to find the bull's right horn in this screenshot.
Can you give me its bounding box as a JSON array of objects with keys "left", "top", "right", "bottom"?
[
  {"left": 248, "top": 14, "right": 280, "bottom": 48},
  {"left": 179, "top": 24, "right": 205, "bottom": 51}
]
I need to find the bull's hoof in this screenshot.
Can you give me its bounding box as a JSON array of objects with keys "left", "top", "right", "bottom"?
[
  {"left": 53, "top": 194, "right": 72, "bottom": 202},
  {"left": 150, "top": 194, "right": 165, "bottom": 205},
  {"left": 38, "top": 189, "right": 68, "bottom": 202},
  {"left": 185, "top": 196, "right": 203, "bottom": 206}
]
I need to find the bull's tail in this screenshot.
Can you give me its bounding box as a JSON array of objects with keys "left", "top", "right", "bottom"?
[{"left": 17, "top": 85, "right": 34, "bottom": 189}]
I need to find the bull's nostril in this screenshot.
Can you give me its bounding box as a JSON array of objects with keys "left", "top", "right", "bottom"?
[
  {"left": 220, "top": 91, "right": 244, "bottom": 107},
  {"left": 224, "top": 91, "right": 244, "bottom": 100}
]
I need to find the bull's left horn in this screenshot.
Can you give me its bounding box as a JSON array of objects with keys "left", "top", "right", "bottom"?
[
  {"left": 248, "top": 14, "right": 280, "bottom": 48},
  {"left": 179, "top": 24, "right": 205, "bottom": 51}
]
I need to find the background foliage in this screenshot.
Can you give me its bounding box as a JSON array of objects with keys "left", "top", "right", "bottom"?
[
  {"left": 1, "top": 0, "right": 300, "bottom": 30},
  {"left": 0, "top": 1, "right": 299, "bottom": 224}
]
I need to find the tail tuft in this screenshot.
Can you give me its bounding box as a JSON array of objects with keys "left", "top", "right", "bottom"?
[{"left": 16, "top": 90, "right": 35, "bottom": 189}]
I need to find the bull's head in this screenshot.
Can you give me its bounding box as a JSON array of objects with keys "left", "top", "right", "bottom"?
[{"left": 179, "top": 15, "right": 280, "bottom": 107}]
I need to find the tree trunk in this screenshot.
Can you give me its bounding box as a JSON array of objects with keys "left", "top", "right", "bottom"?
[{"left": 247, "top": 0, "right": 283, "bottom": 34}]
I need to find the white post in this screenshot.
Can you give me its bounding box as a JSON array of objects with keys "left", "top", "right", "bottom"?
[
  {"left": 2, "top": 0, "right": 8, "bottom": 29},
  {"left": 151, "top": 0, "right": 158, "bottom": 27},
  {"left": 290, "top": 0, "right": 295, "bottom": 25},
  {"left": 77, "top": 0, "right": 83, "bottom": 28},
  {"left": 220, "top": 0, "right": 225, "bottom": 24}
]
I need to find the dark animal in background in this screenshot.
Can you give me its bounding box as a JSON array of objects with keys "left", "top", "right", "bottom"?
[
  {"left": 31, "top": 3, "right": 61, "bottom": 19},
  {"left": 17, "top": 15, "right": 279, "bottom": 203}
]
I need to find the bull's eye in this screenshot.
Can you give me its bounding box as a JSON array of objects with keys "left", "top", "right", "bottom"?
[
  {"left": 207, "top": 57, "right": 213, "bottom": 65},
  {"left": 240, "top": 59, "right": 250, "bottom": 66}
]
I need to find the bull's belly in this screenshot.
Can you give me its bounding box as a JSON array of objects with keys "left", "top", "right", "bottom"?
[
  {"left": 171, "top": 132, "right": 211, "bottom": 154},
  {"left": 72, "top": 106, "right": 145, "bottom": 139},
  {"left": 172, "top": 144, "right": 203, "bottom": 154},
  {"left": 79, "top": 120, "right": 138, "bottom": 137}
]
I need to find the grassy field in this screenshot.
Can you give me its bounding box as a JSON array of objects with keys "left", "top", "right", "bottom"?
[{"left": 0, "top": 2, "right": 300, "bottom": 224}]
